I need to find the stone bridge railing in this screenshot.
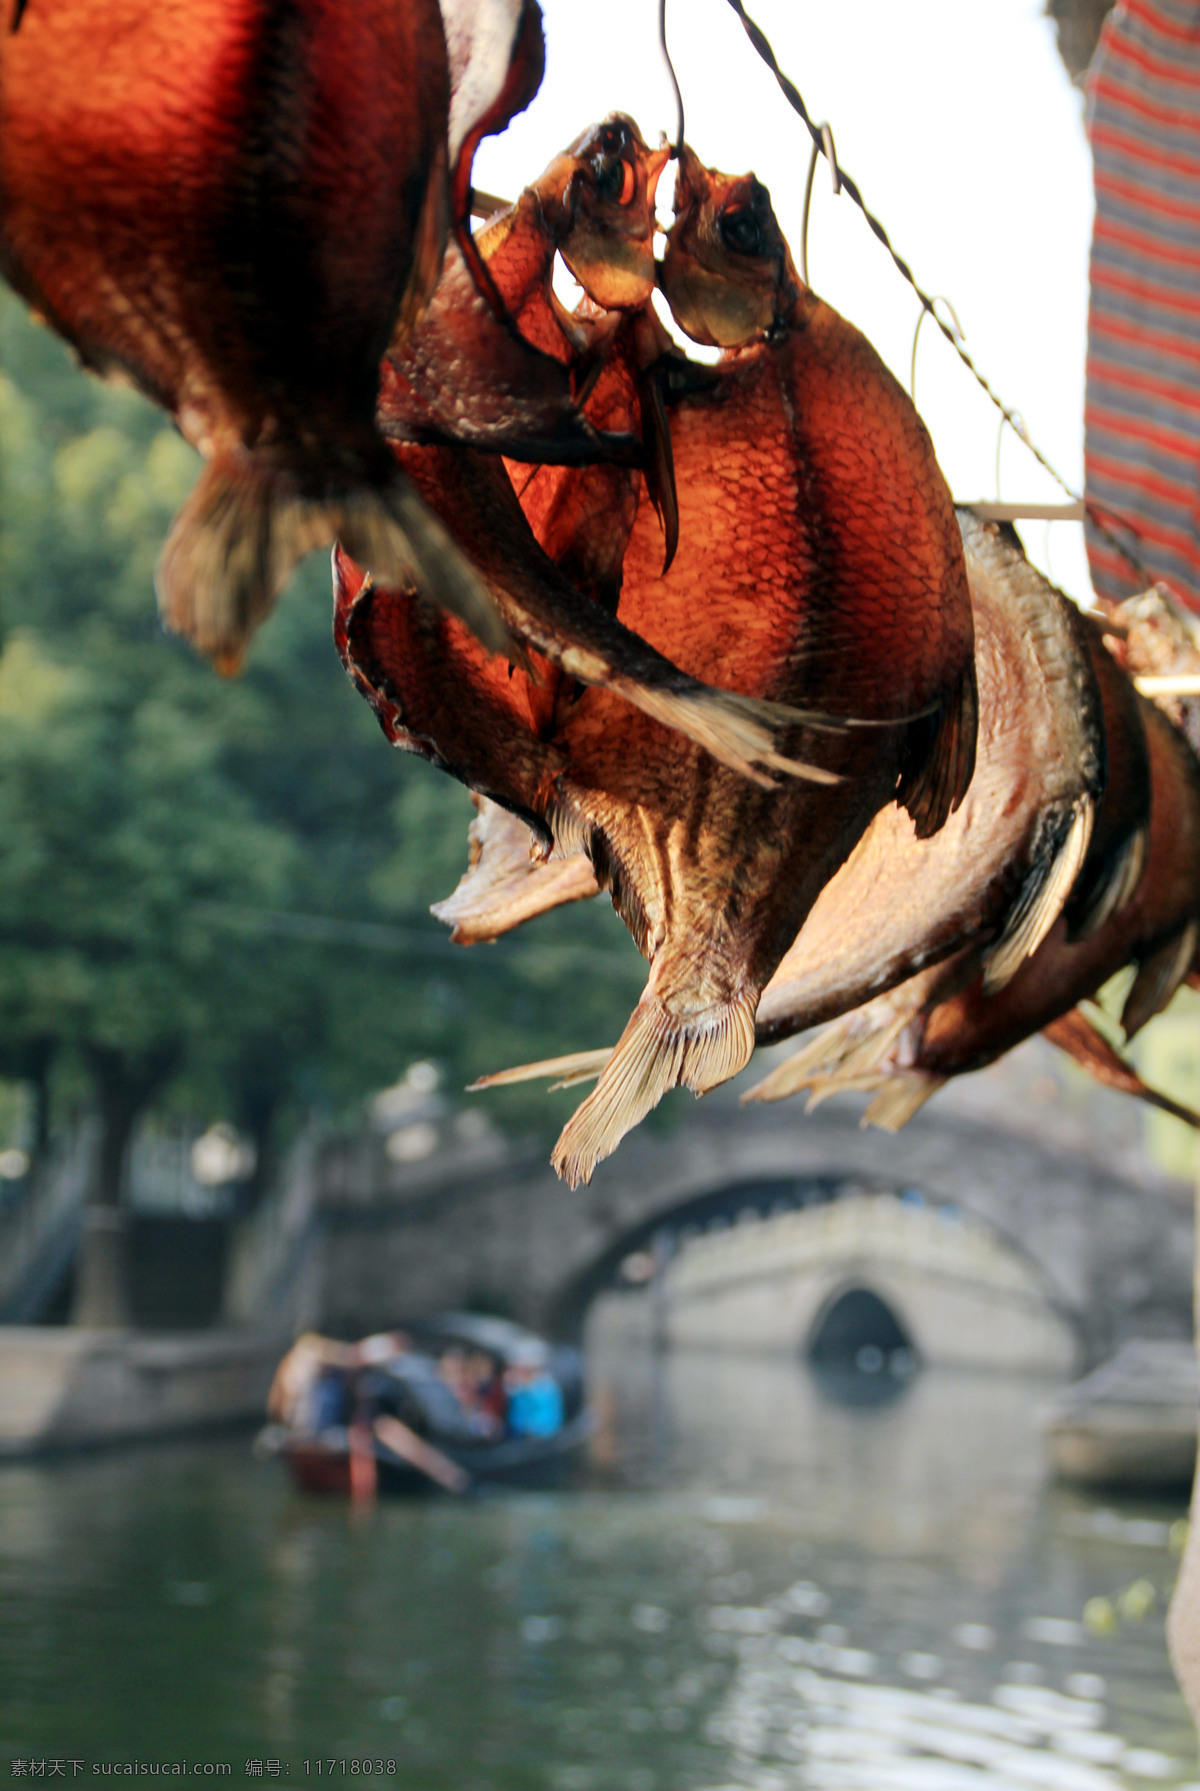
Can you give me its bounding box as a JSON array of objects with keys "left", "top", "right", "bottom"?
[{"left": 288, "top": 1073, "right": 1194, "bottom": 1365}]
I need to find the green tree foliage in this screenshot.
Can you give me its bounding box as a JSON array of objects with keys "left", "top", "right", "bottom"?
[{"left": 0, "top": 292, "right": 648, "bottom": 1265}]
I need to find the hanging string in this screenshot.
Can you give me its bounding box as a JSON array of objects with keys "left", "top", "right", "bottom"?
[
  {"left": 720, "top": 0, "right": 1150, "bottom": 583},
  {"left": 659, "top": 0, "right": 686, "bottom": 157}
]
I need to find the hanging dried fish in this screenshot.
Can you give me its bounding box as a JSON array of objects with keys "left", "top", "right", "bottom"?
[
  {"left": 472, "top": 149, "right": 977, "bottom": 1184},
  {"left": 745, "top": 513, "right": 1106, "bottom": 1098},
  {"left": 0, "top": 0, "right": 542, "bottom": 667},
  {"left": 754, "top": 693, "right": 1199, "bottom": 1131},
  {"left": 377, "top": 113, "right": 666, "bottom": 464}
]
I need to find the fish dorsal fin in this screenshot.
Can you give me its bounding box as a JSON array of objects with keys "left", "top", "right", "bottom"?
[
  {"left": 1044, "top": 1008, "right": 1200, "bottom": 1129},
  {"left": 1066, "top": 821, "right": 1149, "bottom": 943},
  {"left": 1064, "top": 622, "right": 1153, "bottom": 943},
  {"left": 981, "top": 795, "right": 1095, "bottom": 994},
  {"left": 1122, "top": 921, "right": 1200, "bottom": 1040},
  {"left": 442, "top": 0, "right": 541, "bottom": 173}
]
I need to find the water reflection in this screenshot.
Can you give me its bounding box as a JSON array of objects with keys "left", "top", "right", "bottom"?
[{"left": 0, "top": 1339, "right": 1196, "bottom": 1789}]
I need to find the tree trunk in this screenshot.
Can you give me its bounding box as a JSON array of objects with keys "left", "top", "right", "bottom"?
[
  {"left": 238, "top": 1085, "right": 281, "bottom": 1216},
  {"left": 71, "top": 1043, "right": 180, "bottom": 1328},
  {"left": 23, "top": 1036, "right": 53, "bottom": 1168}
]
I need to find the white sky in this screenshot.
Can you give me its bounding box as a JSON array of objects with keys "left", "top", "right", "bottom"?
[{"left": 474, "top": 0, "right": 1096, "bottom": 602}]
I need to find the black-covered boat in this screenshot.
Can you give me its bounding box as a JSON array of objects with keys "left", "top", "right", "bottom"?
[{"left": 257, "top": 1313, "right": 592, "bottom": 1495}]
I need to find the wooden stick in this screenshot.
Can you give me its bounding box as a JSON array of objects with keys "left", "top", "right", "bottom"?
[
  {"left": 1135, "top": 675, "right": 1200, "bottom": 697},
  {"left": 468, "top": 189, "right": 510, "bottom": 220},
  {"left": 961, "top": 502, "right": 1085, "bottom": 522},
  {"left": 374, "top": 1414, "right": 471, "bottom": 1493}
]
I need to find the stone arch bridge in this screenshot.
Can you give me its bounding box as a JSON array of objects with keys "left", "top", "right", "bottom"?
[{"left": 240, "top": 1079, "right": 1194, "bottom": 1369}]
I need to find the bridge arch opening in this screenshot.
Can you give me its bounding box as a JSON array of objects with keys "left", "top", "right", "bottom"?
[{"left": 806, "top": 1284, "right": 918, "bottom": 1405}]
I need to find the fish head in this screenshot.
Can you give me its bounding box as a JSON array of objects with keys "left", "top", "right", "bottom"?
[
  {"left": 660, "top": 145, "right": 801, "bottom": 348},
  {"left": 532, "top": 114, "right": 669, "bottom": 310}
]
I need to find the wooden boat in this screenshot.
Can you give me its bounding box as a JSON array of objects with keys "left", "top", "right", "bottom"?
[
  {"left": 257, "top": 1313, "right": 592, "bottom": 1496},
  {"left": 1043, "top": 1339, "right": 1198, "bottom": 1490}
]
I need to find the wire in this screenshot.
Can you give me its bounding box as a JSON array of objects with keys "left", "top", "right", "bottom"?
[
  {"left": 720, "top": 0, "right": 1150, "bottom": 583},
  {"left": 659, "top": 0, "right": 687, "bottom": 156}
]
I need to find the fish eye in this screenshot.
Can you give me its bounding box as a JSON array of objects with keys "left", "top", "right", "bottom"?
[
  {"left": 593, "top": 153, "right": 636, "bottom": 206},
  {"left": 719, "top": 207, "right": 763, "bottom": 256}
]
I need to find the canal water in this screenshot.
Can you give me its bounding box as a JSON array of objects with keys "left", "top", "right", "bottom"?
[{"left": 1, "top": 1342, "right": 1197, "bottom": 1789}]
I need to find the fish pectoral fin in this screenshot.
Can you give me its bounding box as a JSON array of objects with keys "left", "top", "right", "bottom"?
[
  {"left": 637, "top": 362, "right": 680, "bottom": 575},
  {"left": 1121, "top": 921, "right": 1200, "bottom": 1040},
  {"left": 861, "top": 1074, "right": 944, "bottom": 1132},
  {"left": 1064, "top": 822, "right": 1149, "bottom": 943},
  {"left": 895, "top": 654, "right": 979, "bottom": 839},
  {"left": 158, "top": 454, "right": 511, "bottom": 667},
  {"left": 551, "top": 992, "right": 757, "bottom": 1188},
  {"left": 981, "top": 796, "right": 1095, "bottom": 994},
  {"left": 619, "top": 684, "right": 843, "bottom": 789},
  {"left": 1045, "top": 1008, "right": 1200, "bottom": 1129},
  {"left": 467, "top": 1048, "right": 613, "bottom": 1092}
]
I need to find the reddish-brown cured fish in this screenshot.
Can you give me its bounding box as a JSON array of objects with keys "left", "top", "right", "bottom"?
[
  {"left": 340, "top": 122, "right": 837, "bottom": 781},
  {"left": 0, "top": 0, "right": 543, "bottom": 665},
  {"left": 746, "top": 515, "right": 1109, "bottom": 1095},
  {"left": 473, "top": 149, "right": 977, "bottom": 1185},
  {"left": 749, "top": 693, "right": 1198, "bottom": 1132}
]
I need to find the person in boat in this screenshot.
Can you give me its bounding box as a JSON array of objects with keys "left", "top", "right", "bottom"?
[
  {"left": 436, "top": 1345, "right": 504, "bottom": 1438},
  {"left": 504, "top": 1354, "right": 565, "bottom": 1439},
  {"left": 267, "top": 1332, "right": 359, "bottom": 1434}
]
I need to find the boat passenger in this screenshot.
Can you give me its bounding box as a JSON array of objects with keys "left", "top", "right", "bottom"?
[{"left": 505, "top": 1362, "right": 564, "bottom": 1439}]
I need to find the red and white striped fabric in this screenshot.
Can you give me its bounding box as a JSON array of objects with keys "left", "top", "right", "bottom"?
[{"left": 1085, "top": 0, "right": 1200, "bottom": 610}]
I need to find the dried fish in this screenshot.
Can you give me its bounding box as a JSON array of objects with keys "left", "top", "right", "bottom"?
[
  {"left": 0, "top": 0, "right": 541, "bottom": 665},
  {"left": 473, "top": 150, "right": 976, "bottom": 1184},
  {"left": 746, "top": 512, "right": 1106, "bottom": 1102},
  {"left": 761, "top": 694, "right": 1200, "bottom": 1131}
]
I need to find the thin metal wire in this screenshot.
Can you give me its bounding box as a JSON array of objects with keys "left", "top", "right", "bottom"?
[
  {"left": 995, "top": 410, "right": 1028, "bottom": 502},
  {"left": 721, "top": 0, "right": 1150, "bottom": 582},
  {"left": 659, "top": 0, "right": 687, "bottom": 156},
  {"left": 799, "top": 123, "right": 839, "bottom": 287}
]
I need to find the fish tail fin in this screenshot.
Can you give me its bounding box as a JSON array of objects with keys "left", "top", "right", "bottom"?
[
  {"left": 158, "top": 453, "right": 508, "bottom": 669},
  {"left": 895, "top": 654, "right": 979, "bottom": 839},
  {"left": 981, "top": 796, "right": 1095, "bottom": 994},
  {"left": 1065, "top": 822, "right": 1149, "bottom": 943},
  {"left": 551, "top": 992, "right": 757, "bottom": 1187},
  {"left": 1121, "top": 920, "right": 1200, "bottom": 1040},
  {"left": 1045, "top": 1007, "right": 1200, "bottom": 1129},
  {"left": 861, "top": 1073, "right": 945, "bottom": 1131}
]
